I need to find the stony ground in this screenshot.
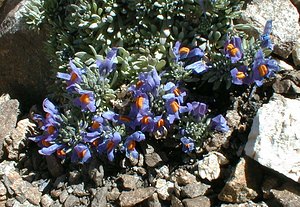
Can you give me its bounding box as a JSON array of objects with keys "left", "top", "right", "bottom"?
[{"left": 1, "top": 0, "right": 300, "bottom": 207}]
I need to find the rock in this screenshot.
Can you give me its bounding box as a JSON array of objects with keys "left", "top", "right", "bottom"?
[
  {"left": 218, "top": 157, "right": 262, "bottom": 203},
  {"left": 68, "top": 170, "right": 81, "bottom": 184},
  {"left": 59, "top": 189, "right": 69, "bottom": 203},
  {"left": 107, "top": 187, "right": 120, "bottom": 201},
  {"left": 80, "top": 196, "right": 90, "bottom": 206},
  {"left": 269, "top": 188, "right": 300, "bottom": 207},
  {"left": 245, "top": 94, "right": 300, "bottom": 183},
  {"left": 238, "top": 0, "right": 300, "bottom": 58},
  {"left": 182, "top": 196, "right": 211, "bottom": 207},
  {"left": 275, "top": 59, "right": 295, "bottom": 71},
  {"left": 88, "top": 159, "right": 104, "bottom": 187},
  {"left": 0, "top": 160, "right": 16, "bottom": 177},
  {"left": 0, "top": 0, "right": 49, "bottom": 110},
  {"left": 0, "top": 181, "right": 7, "bottom": 201},
  {"left": 40, "top": 194, "right": 54, "bottom": 207},
  {"left": 5, "top": 170, "right": 42, "bottom": 205},
  {"left": 73, "top": 183, "right": 89, "bottom": 197},
  {"left": 53, "top": 174, "right": 66, "bottom": 189},
  {"left": 119, "top": 174, "right": 141, "bottom": 190},
  {"left": 50, "top": 189, "right": 62, "bottom": 198},
  {"left": 11, "top": 199, "right": 38, "bottom": 207},
  {"left": 4, "top": 118, "right": 35, "bottom": 160},
  {"left": 45, "top": 155, "right": 64, "bottom": 178},
  {"left": 263, "top": 180, "right": 300, "bottom": 207},
  {"left": 119, "top": 187, "right": 155, "bottom": 207},
  {"left": 181, "top": 182, "right": 210, "bottom": 198},
  {"left": 147, "top": 193, "right": 162, "bottom": 207},
  {"left": 220, "top": 201, "right": 268, "bottom": 207},
  {"left": 171, "top": 195, "right": 184, "bottom": 207},
  {"left": 292, "top": 39, "right": 300, "bottom": 66},
  {"left": 91, "top": 187, "right": 107, "bottom": 207},
  {"left": 155, "top": 178, "right": 174, "bottom": 200},
  {"left": 197, "top": 151, "right": 229, "bottom": 181},
  {"left": 272, "top": 78, "right": 300, "bottom": 96},
  {"left": 145, "top": 152, "right": 163, "bottom": 167},
  {"left": 155, "top": 165, "right": 170, "bottom": 179},
  {"left": 0, "top": 94, "right": 19, "bottom": 159},
  {"left": 0, "top": 0, "right": 5, "bottom": 8},
  {"left": 64, "top": 194, "right": 80, "bottom": 207},
  {"left": 171, "top": 169, "right": 197, "bottom": 186}
]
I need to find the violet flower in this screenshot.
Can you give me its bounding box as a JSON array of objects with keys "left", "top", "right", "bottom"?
[
  {"left": 129, "top": 69, "right": 161, "bottom": 96},
  {"left": 180, "top": 137, "right": 195, "bottom": 153},
  {"left": 163, "top": 82, "right": 186, "bottom": 104},
  {"left": 71, "top": 144, "right": 91, "bottom": 163},
  {"left": 187, "top": 101, "right": 208, "bottom": 120},
  {"left": 230, "top": 66, "right": 253, "bottom": 85},
  {"left": 211, "top": 114, "right": 229, "bottom": 132},
  {"left": 252, "top": 50, "right": 279, "bottom": 86},
  {"left": 96, "top": 48, "right": 118, "bottom": 76},
  {"left": 57, "top": 60, "right": 85, "bottom": 91},
  {"left": 97, "top": 132, "right": 121, "bottom": 161},
  {"left": 260, "top": 20, "right": 274, "bottom": 50},
  {"left": 185, "top": 60, "right": 208, "bottom": 74},
  {"left": 164, "top": 97, "right": 189, "bottom": 124},
  {"left": 224, "top": 37, "right": 243, "bottom": 63},
  {"left": 74, "top": 89, "right": 96, "bottom": 112},
  {"left": 123, "top": 131, "right": 145, "bottom": 160},
  {"left": 173, "top": 41, "right": 204, "bottom": 62}
]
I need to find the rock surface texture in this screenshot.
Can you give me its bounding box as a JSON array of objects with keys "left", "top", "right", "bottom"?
[
  {"left": 239, "top": 0, "right": 300, "bottom": 59},
  {"left": 245, "top": 94, "right": 300, "bottom": 183},
  {"left": 0, "top": 0, "right": 49, "bottom": 110},
  {"left": 0, "top": 94, "right": 19, "bottom": 159}
]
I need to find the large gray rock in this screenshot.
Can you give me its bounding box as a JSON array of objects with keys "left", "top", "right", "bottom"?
[
  {"left": 245, "top": 94, "right": 300, "bottom": 183},
  {"left": 0, "top": 0, "right": 49, "bottom": 110},
  {"left": 0, "top": 94, "right": 19, "bottom": 159},
  {"left": 238, "top": 0, "right": 300, "bottom": 59}
]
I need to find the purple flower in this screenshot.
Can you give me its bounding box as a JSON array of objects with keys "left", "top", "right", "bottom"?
[
  {"left": 88, "top": 115, "right": 110, "bottom": 133},
  {"left": 97, "top": 132, "right": 121, "bottom": 161},
  {"left": 136, "top": 113, "right": 155, "bottom": 133},
  {"left": 74, "top": 89, "right": 96, "bottom": 112},
  {"left": 185, "top": 60, "right": 208, "bottom": 74},
  {"left": 230, "top": 66, "right": 253, "bottom": 85},
  {"left": 260, "top": 20, "right": 274, "bottom": 50},
  {"left": 96, "top": 48, "right": 118, "bottom": 76},
  {"left": 163, "top": 82, "right": 186, "bottom": 104},
  {"left": 252, "top": 50, "right": 279, "bottom": 86},
  {"left": 131, "top": 92, "right": 150, "bottom": 115},
  {"left": 57, "top": 60, "right": 85, "bottom": 91},
  {"left": 102, "top": 111, "right": 136, "bottom": 130},
  {"left": 129, "top": 69, "right": 161, "bottom": 96},
  {"left": 224, "top": 37, "right": 243, "bottom": 63},
  {"left": 165, "top": 98, "right": 189, "bottom": 124},
  {"left": 42, "top": 98, "right": 60, "bottom": 123},
  {"left": 180, "top": 137, "right": 195, "bottom": 153},
  {"left": 173, "top": 41, "right": 204, "bottom": 62},
  {"left": 153, "top": 115, "right": 169, "bottom": 134},
  {"left": 123, "top": 131, "right": 145, "bottom": 159},
  {"left": 71, "top": 144, "right": 91, "bottom": 163},
  {"left": 187, "top": 101, "right": 208, "bottom": 120},
  {"left": 83, "top": 131, "right": 101, "bottom": 145},
  {"left": 211, "top": 114, "right": 229, "bottom": 132},
  {"left": 39, "top": 143, "right": 63, "bottom": 156}
]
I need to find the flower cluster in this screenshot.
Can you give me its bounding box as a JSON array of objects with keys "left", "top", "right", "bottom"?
[
  {"left": 27, "top": 1, "right": 280, "bottom": 166},
  {"left": 229, "top": 21, "right": 279, "bottom": 87},
  {"left": 30, "top": 61, "right": 229, "bottom": 163}
]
